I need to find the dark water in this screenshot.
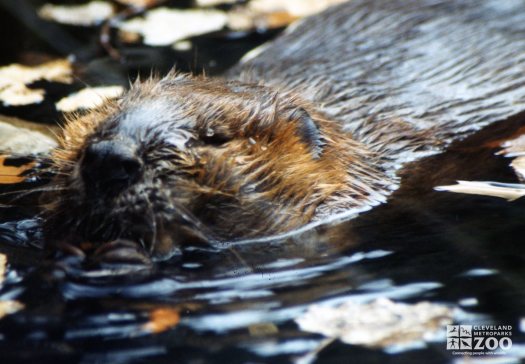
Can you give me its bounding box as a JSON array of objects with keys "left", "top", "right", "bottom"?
[
  {"left": 1, "top": 1, "right": 525, "bottom": 363},
  {"left": 0, "top": 121, "right": 525, "bottom": 364}
]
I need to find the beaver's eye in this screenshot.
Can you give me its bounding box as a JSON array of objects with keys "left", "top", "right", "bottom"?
[{"left": 200, "top": 127, "right": 231, "bottom": 146}]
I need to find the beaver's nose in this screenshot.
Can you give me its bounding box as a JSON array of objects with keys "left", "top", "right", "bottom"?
[{"left": 81, "top": 140, "right": 142, "bottom": 194}]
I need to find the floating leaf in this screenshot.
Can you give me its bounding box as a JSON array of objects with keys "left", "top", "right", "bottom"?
[
  {"left": 511, "top": 157, "right": 525, "bottom": 181},
  {"left": 56, "top": 86, "right": 124, "bottom": 112},
  {"left": 435, "top": 181, "right": 525, "bottom": 201},
  {"left": 436, "top": 130, "right": 525, "bottom": 198},
  {"left": 0, "top": 60, "right": 73, "bottom": 107},
  {"left": 196, "top": 0, "right": 237, "bottom": 6},
  {"left": 498, "top": 133, "right": 525, "bottom": 181},
  {"left": 38, "top": 1, "right": 114, "bottom": 26},
  {"left": 228, "top": 0, "right": 346, "bottom": 30},
  {"left": 500, "top": 134, "right": 525, "bottom": 158},
  {"left": 119, "top": 8, "right": 228, "bottom": 46},
  {"left": 115, "top": 0, "right": 158, "bottom": 7},
  {"left": 248, "top": 0, "right": 347, "bottom": 18},
  {"left": 0, "top": 115, "right": 57, "bottom": 155}
]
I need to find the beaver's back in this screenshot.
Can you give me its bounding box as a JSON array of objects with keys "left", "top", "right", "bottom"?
[{"left": 232, "top": 0, "right": 525, "bottom": 173}]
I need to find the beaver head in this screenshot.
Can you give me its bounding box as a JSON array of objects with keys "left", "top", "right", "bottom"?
[{"left": 41, "top": 73, "right": 388, "bottom": 259}]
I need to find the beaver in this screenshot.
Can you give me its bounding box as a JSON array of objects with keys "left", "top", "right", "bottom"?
[{"left": 41, "top": 0, "right": 525, "bottom": 260}]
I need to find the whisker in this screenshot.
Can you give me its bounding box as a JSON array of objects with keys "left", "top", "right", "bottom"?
[
  {"left": 143, "top": 194, "right": 157, "bottom": 254},
  {"left": 0, "top": 184, "right": 70, "bottom": 194},
  {"left": 170, "top": 200, "right": 218, "bottom": 243},
  {"left": 0, "top": 186, "right": 71, "bottom": 199}
]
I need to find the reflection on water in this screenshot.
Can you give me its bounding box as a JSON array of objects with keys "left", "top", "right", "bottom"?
[{"left": 0, "top": 128, "right": 525, "bottom": 364}]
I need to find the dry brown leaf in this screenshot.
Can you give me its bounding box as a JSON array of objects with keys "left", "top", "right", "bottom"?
[
  {"left": 0, "top": 118, "right": 57, "bottom": 155},
  {"left": 249, "top": 0, "right": 347, "bottom": 17},
  {"left": 0, "top": 155, "right": 36, "bottom": 184},
  {"left": 56, "top": 86, "right": 124, "bottom": 112},
  {"left": 0, "top": 122, "right": 56, "bottom": 155},
  {"left": 296, "top": 298, "right": 453, "bottom": 349},
  {"left": 119, "top": 8, "right": 228, "bottom": 46},
  {"left": 38, "top": 1, "right": 114, "bottom": 26},
  {"left": 228, "top": 0, "right": 346, "bottom": 30},
  {"left": 435, "top": 181, "right": 525, "bottom": 201},
  {"left": 142, "top": 307, "right": 180, "bottom": 333},
  {"left": 0, "top": 60, "right": 73, "bottom": 107}
]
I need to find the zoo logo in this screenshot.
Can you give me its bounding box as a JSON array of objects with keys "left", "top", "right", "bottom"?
[{"left": 446, "top": 325, "right": 513, "bottom": 355}]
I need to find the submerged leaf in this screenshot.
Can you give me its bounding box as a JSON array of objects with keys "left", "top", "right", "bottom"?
[
  {"left": 142, "top": 307, "right": 180, "bottom": 333},
  {"left": 296, "top": 298, "right": 452, "bottom": 349},
  {"left": 0, "top": 155, "right": 36, "bottom": 184},
  {"left": 248, "top": 322, "right": 279, "bottom": 337}
]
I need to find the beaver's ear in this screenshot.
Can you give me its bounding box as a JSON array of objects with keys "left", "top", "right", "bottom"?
[{"left": 288, "top": 108, "right": 324, "bottom": 159}]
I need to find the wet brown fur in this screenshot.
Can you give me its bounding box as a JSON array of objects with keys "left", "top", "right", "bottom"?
[
  {"left": 42, "top": 0, "right": 525, "bottom": 259},
  {"left": 42, "top": 73, "right": 390, "bottom": 257}
]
